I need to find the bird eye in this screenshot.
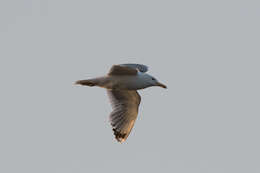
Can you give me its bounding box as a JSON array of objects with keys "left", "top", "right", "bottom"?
[{"left": 151, "top": 77, "right": 155, "bottom": 81}]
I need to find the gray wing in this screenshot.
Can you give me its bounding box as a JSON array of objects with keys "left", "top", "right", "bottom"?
[
  {"left": 108, "top": 65, "right": 138, "bottom": 76},
  {"left": 119, "top": 64, "right": 148, "bottom": 73},
  {"left": 108, "top": 64, "right": 148, "bottom": 76},
  {"left": 107, "top": 89, "right": 141, "bottom": 143}
]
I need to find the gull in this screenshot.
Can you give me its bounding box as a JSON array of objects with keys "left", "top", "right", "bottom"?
[{"left": 75, "top": 64, "right": 167, "bottom": 143}]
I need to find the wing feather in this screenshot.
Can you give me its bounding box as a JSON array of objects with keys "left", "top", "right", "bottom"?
[
  {"left": 108, "top": 63, "right": 148, "bottom": 76},
  {"left": 120, "top": 64, "right": 148, "bottom": 73},
  {"left": 108, "top": 65, "right": 137, "bottom": 76},
  {"left": 107, "top": 89, "right": 141, "bottom": 142}
]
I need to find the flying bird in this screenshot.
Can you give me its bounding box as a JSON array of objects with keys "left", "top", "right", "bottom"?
[{"left": 75, "top": 64, "right": 167, "bottom": 143}]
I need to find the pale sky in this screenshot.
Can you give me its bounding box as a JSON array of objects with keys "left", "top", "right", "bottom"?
[{"left": 1, "top": 0, "right": 260, "bottom": 173}]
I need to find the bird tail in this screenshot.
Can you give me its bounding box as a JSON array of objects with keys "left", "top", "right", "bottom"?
[{"left": 75, "top": 79, "right": 97, "bottom": 86}]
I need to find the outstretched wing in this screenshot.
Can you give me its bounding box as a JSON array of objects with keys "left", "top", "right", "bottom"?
[
  {"left": 107, "top": 89, "right": 141, "bottom": 143},
  {"left": 108, "top": 64, "right": 148, "bottom": 76}
]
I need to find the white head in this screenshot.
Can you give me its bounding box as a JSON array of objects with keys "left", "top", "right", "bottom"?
[{"left": 141, "top": 73, "right": 167, "bottom": 89}]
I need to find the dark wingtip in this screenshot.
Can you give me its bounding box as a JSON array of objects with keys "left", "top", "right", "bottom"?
[{"left": 113, "top": 128, "right": 127, "bottom": 143}]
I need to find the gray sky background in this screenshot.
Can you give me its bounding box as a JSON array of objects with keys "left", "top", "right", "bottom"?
[{"left": 1, "top": 0, "right": 260, "bottom": 172}]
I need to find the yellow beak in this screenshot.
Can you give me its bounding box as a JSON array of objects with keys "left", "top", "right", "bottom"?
[{"left": 156, "top": 82, "right": 167, "bottom": 89}]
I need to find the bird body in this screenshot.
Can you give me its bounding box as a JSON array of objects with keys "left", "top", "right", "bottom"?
[
  {"left": 76, "top": 64, "right": 166, "bottom": 143},
  {"left": 77, "top": 73, "right": 156, "bottom": 90}
]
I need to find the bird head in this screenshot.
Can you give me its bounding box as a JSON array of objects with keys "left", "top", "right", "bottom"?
[{"left": 145, "top": 74, "right": 167, "bottom": 89}]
